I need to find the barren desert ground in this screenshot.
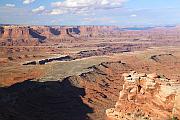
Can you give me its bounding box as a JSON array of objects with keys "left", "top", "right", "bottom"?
[{"left": 0, "top": 25, "right": 180, "bottom": 120}]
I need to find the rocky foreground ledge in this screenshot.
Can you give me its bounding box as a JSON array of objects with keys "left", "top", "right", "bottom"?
[{"left": 106, "top": 71, "right": 180, "bottom": 120}]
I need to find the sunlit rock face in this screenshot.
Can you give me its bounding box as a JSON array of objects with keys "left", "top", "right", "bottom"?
[
  {"left": 1, "top": 25, "right": 180, "bottom": 46},
  {"left": 106, "top": 71, "right": 180, "bottom": 120},
  {"left": 0, "top": 25, "right": 120, "bottom": 45}
]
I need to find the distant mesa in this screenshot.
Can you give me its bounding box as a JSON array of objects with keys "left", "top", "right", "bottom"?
[
  {"left": 1, "top": 25, "right": 179, "bottom": 46},
  {"left": 0, "top": 25, "right": 121, "bottom": 46}
]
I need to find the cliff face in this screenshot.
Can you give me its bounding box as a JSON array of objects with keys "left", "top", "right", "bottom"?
[
  {"left": 78, "top": 26, "right": 119, "bottom": 37},
  {"left": 1, "top": 26, "right": 30, "bottom": 39},
  {"left": 106, "top": 71, "right": 180, "bottom": 120},
  {"left": 0, "top": 26, "right": 44, "bottom": 45},
  {"left": 1, "top": 25, "right": 180, "bottom": 46},
  {"left": 0, "top": 25, "right": 121, "bottom": 45}
]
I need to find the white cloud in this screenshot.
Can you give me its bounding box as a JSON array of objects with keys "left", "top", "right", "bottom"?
[
  {"left": 83, "top": 17, "right": 117, "bottom": 24},
  {"left": 50, "top": 9, "right": 67, "bottom": 15},
  {"left": 23, "top": 0, "right": 36, "bottom": 4},
  {"left": 130, "top": 14, "right": 137, "bottom": 17},
  {"left": 6, "top": 4, "right": 15, "bottom": 7},
  {"left": 52, "top": 0, "right": 127, "bottom": 8},
  {"left": 51, "top": 0, "right": 127, "bottom": 15},
  {"left": 32, "top": 6, "right": 45, "bottom": 13}
]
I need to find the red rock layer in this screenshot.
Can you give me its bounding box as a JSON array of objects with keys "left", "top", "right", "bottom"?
[
  {"left": 1, "top": 25, "right": 180, "bottom": 46},
  {"left": 106, "top": 71, "right": 180, "bottom": 120}
]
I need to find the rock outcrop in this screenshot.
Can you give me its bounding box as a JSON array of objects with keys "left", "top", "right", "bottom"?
[
  {"left": 0, "top": 26, "right": 44, "bottom": 45},
  {"left": 0, "top": 25, "right": 120, "bottom": 45},
  {"left": 106, "top": 71, "right": 180, "bottom": 120},
  {"left": 1, "top": 25, "right": 180, "bottom": 46}
]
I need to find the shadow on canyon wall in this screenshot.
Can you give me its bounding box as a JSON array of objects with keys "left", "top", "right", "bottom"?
[
  {"left": 29, "top": 28, "right": 46, "bottom": 42},
  {"left": 0, "top": 79, "right": 93, "bottom": 120}
]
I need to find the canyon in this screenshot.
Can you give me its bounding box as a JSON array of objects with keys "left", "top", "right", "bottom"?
[
  {"left": 0, "top": 25, "right": 180, "bottom": 120},
  {"left": 1, "top": 25, "right": 180, "bottom": 46}
]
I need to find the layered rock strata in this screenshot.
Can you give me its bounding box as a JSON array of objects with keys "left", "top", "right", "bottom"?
[
  {"left": 106, "top": 71, "right": 180, "bottom": 120},
  {"left": 1, "top": 25, "right": 180, "bottom": 46}
]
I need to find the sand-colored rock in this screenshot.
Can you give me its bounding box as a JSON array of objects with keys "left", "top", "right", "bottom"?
[
  {"left": 106, "top": 71, "right": 180, "bottom": 120},
  {"left": 174, "top": 92, "right": 180, "bottom": 118},
  {"left": 147, "top": 73, "right": 159, "bottom": 79},
  {"left": 1, "top": 25, "right": 180, "bottom": 46},
  {"left": 119, "top": 90, "right": 128, "bottom": 100}
]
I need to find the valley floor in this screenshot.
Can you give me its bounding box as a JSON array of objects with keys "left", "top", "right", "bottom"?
[{"left": 0, "top": 44, "right": 180, "bottom": 120}]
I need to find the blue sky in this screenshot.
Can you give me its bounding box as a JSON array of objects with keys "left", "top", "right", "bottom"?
[{"left": 0, "top": 0, "right": 180, "bottom": 26}]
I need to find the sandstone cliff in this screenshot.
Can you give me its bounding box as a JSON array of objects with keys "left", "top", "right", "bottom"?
[
  {"left": 0, "top": 26, "right": 44, "bottom": 45},
  {"left": 1, "top": 25, "right": 180, "bottom": 46},
  {"left": 0, "top": 25, "right": 120, "bottom": 45},
  {"left": 106, "top": 71, "right": 180, "bottom": 120}
]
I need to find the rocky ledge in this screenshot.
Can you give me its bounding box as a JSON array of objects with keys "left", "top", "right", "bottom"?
[{"left": 106, "top": 71, "right": 180, "bottom": 120}]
